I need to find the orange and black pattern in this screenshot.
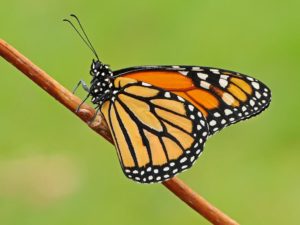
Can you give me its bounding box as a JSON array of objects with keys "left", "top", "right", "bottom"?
[
  {"left": 100, "top": 77, "right": 209, "bottom": 183},
  {"left": 114, "top": 65, "right": 271, "bottom": 135},
  {"left": 65, "top": 16, "right": 272, "bottom": 184},
  {"left": 87, "top": 62, "right": 271, "bottom": 184}
]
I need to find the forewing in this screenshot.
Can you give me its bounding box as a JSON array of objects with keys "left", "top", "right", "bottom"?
[
  {"left": 100, "top": 77, "right": 209, "bottom": 184},
  {"left": 114, "top": 65, "right": 271, "bottom": 135}
]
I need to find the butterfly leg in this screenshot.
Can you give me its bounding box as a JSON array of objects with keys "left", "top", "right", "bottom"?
[
  {"left": 88, "top": 105, "right": 100, "bottom": 125},
  {"left": 73, "top": 79, "right": 90, "bottom": 94},
  {"left": 73, "top": 80, "right": 91, "bottom": 113},
  {"left": 87, "top": 92, "right": 112, "bottom": 123},
  {"left": 75, "top": 93, "right": 90, "bottom": 113}
]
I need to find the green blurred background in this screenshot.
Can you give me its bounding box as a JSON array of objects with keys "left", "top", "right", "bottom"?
[{"left": 0, "top": 1, "right": 299, "bottom": 224}]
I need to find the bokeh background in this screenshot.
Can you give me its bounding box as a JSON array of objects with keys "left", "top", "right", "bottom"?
[{"left": 1, "top": 1, "right": 299, "bottom": 224}]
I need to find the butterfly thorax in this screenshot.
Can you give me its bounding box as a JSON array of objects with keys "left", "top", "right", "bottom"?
[{"left": 89, "top": 60, "right": 114, "bottom": 105}]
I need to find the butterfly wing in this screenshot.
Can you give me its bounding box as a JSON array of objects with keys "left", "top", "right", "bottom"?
[
  {"left": 100, "top": 77, "right": 209, "bottom": 183},
  {"left": 114, "top": 66, "right": 271, "bottom": 135}
]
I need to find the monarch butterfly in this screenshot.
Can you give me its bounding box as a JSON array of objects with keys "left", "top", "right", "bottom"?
[{"left": 64, "top": 15, "right": 272, "bottom": 184}]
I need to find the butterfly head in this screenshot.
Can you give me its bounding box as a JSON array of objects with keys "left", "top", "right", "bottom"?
[
  {"left": 89, "top": 59, "right": 114, "bottom": 105},
  {"left": 63, "top": 15, "right": 114, "bottom": 106},
  {"left": 89, "top": 59, "right": 112, "bottom": 77}
]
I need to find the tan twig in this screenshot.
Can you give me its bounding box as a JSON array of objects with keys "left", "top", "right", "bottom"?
[{"left": 0, "top": 39, "right": 239, "bottom": 225}]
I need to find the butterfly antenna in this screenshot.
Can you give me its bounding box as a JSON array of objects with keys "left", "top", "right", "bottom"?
[
  {"left": 70, "top": 14, "right": 99, "bottom": 61},
  {"left": 63, "top": 16, "right": 99, "bottom": 60}
]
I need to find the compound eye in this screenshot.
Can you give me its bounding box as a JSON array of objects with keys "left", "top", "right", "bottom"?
[{"left": 95, "top": 61, "right": 102, "bottom": 70}]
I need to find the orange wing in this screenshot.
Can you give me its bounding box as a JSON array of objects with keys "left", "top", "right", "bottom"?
[
  {"left": 114, "top": 66, "right": 271, "bottom": 134},
  {"left": 100, "top": 77, "right": 209, "bottom": 183}
]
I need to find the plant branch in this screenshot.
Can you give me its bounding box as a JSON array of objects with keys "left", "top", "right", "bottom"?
[{"left": 0, "top": 39, "right": 239, "bottom": 225}]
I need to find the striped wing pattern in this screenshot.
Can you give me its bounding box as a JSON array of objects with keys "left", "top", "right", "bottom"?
[
  {"left": 100, "top": 77, "right": 209, "bottom": 183},
  {"left": 115, "top": 65, "right": 271, "bottom": 135}
]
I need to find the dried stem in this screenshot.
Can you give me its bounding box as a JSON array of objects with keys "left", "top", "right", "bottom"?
[{"left": 0, "top": 39, "right": 239, "bottom": 225}]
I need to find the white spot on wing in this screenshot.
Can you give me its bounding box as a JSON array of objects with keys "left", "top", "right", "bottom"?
[
  {"left": 192, "top": 67, "right": 202, "bottom": 71},
  {"left": 179, "top": 71, "right": 188, "bottom": 76},
  {"left": 177, "top": 96, "right": 185, "bottom": 102},
  {"left": 214, "top": 112, "right": 221, "bottom": 117},
  {"left": 224, "top": 109, "right": 233, "bottom": 115},
  {"left": 210, "top": 69, "right": 220, "bottom": 74},
  {"left": 252, "top": 82, "right": 260, "bottom": 89},
  {"left": 221, "top": 75, "right": 229, "bottom": 79},
  {"left": 180, "top": 157, "right": 187, "bottom": 163},
  {"left": 188, "top": 105, "right": 194, "bottom": 111},
  {"left": 142, "top": 82, "right": 151, "bottom": 87},
  {"left": 197, "top": 72, "right": 208, "bottom": 80},
  {"left": 200, "top": 81, "right": 210, "bottom": 89},
  {"left": 209, "top": 120, "right": 217, "bottom": 126},
  {"left": 163, "top": 167, "right": 170, "bottom": 171},
  {"left": 255, "top": 91, "right": 261, "bottom": 99},
  {"left": 164, "top": 92, "right": 171, "bottom": 98},
  {"left": 181, "top": 165, "right": 188, "bottom": 169},
  {"left": 200, "top": 120, "right": 205, "bottom": 126},
  {"left": 219, "top": 79, "right": 228, "bottom": 88}
]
